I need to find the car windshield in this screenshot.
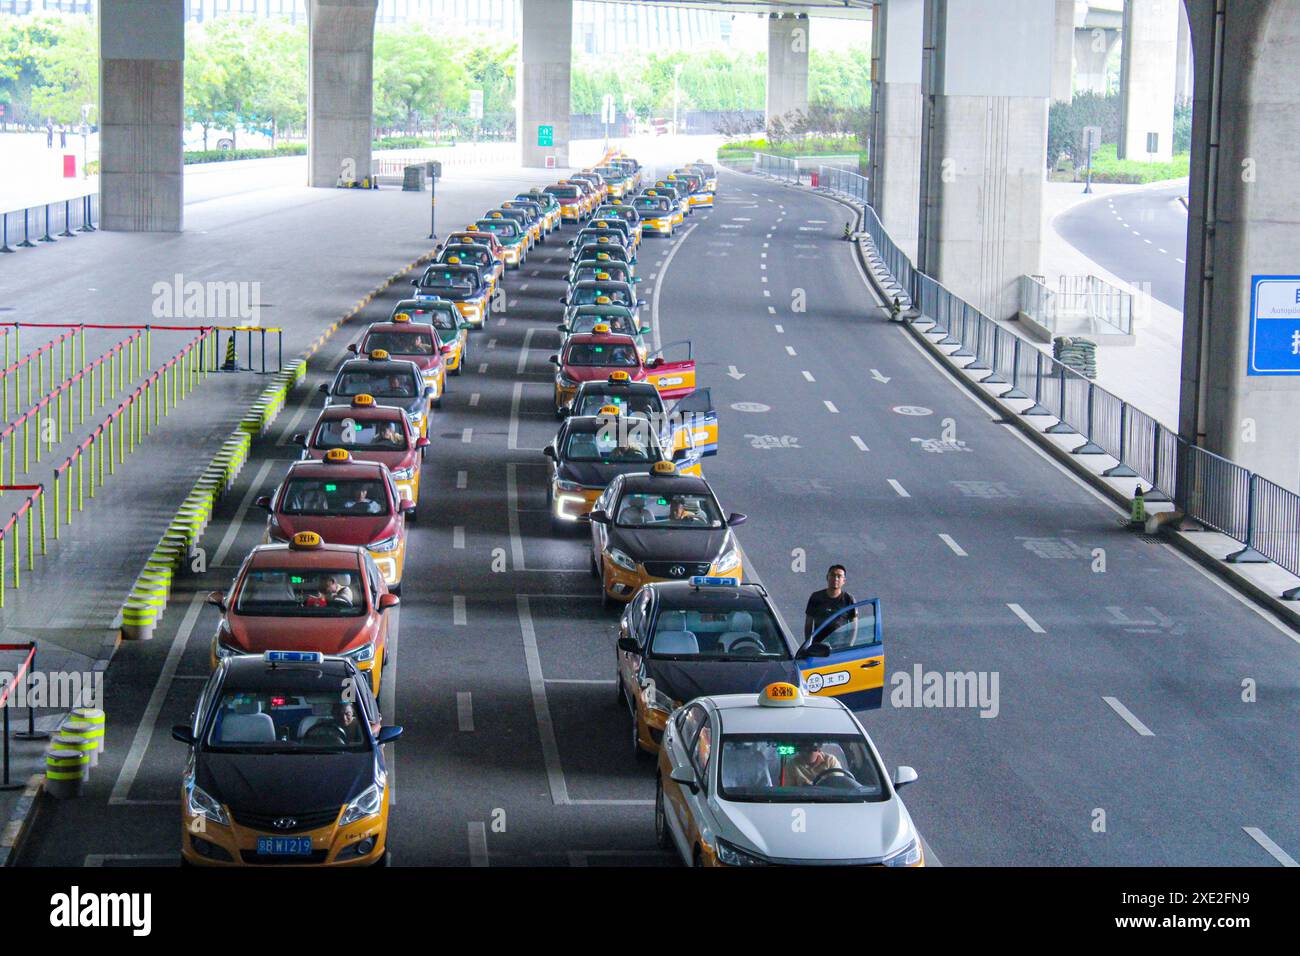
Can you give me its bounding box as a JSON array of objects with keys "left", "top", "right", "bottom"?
[
  {"left": 419, "top": 270, "right": 479, "bottom": 295},
  {"left": 565, "top": 342, "right": 639, "bottom": 367},
  {"left": 648, "top": 604, "right": 789, "bottom": 660},
  {"left": 570, "top": 313, "right": 635, "bottom": 335},
  {"left": 280, "top": 478, "right": 390, "bottom": 516},
  {"left": 635, "top": 198, "right": 672, "bottom": 214},
  {"left": 478, "top": 220, "right": 520, "bottom": 239},
  {"left": 572, "top": 286, "right": 632, "bottom": 307},
  {"left": 234, "top": 568, "right": 366, "bottom": 617},
  {"left": 614, "top": 491, "right": 724, "bottom": 528},
  {"left": 441, "top": 247, "right": 491, "bottom": 267},
  {"left": 206, "top": 688, "right": 369, "bottom": 753},
  {"left": 362, "top": 330, "right": 435, "bottom": 356},
  {"left": 717, "top": 734, "right": 887, "bottom": 804},
  {"left": 400, "top": 306, "right": 459, "bottom": 333},
  {"left": 574, "top": 391, "right": 661, "bottom": 418},
  {"left": 313, "top": 417, "right": 408, "bottom": 452},
  {"left": 335, "top": 369, "right": 418, "bottom": 398},
  {"left": 563, "top": 426, "right": 660, "bottom": 463},
  {"left": 547, "top": 186, "right": 580, "bottom": 199}
]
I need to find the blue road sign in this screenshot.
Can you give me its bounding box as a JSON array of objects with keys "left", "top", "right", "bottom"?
[{"left": 1248, "top": 275, "right": 1300, "bottom": 375}]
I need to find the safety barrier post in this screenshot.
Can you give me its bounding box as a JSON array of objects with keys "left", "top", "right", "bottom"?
[
  {"left": 88, "top": 435, "right": 96, "bottom": 499},
  {"left": 1226, "top": 475, "right": 1268, "bottom": 564},
  {"left": 76, "top": 453, "right": 83, "bottom": 514},
  {"left": 118, "top": 402, "right": 125, "bottom": 465},
  {"left": 41, "top": 205, "right": 55, "bottom": 243},
  {"left": 38, "top": 489, "right": 46, "bottom": 555},
  {"left": 1002, "top": 338, "right": 1029, "bottom": 400},
  {"left": 1103, "top": 403, "right": 1139, "bottom": 478},
  {"left": 1045, "top": 365, "right": 1074, "bottom": 434},
  {"left": 64, "top": 463, "right": 71, "bottom": 527},
  {"left": 106, "top": 417, "right": 115, "bottom": 476},
  {"left": 1072, "top": 383, "right": 1105, "bottom": 454},
  {"left": 0, "top": 532, "right": 6, "bottom": 606},
  {"left": 52, "top": 472, "right": 60, "bottom": 541}
]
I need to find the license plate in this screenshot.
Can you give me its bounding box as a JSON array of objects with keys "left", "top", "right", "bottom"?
[{"left": 257, "top": 836, "right": 313, "bottom": 856}]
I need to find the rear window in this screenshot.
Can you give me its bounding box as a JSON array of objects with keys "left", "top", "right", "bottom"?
[
  {"left": 335, "top": 369, "right": 418, "bottom": 398},
  {"left": 546, "top": 186, "right": 580, "bottom": 199}
]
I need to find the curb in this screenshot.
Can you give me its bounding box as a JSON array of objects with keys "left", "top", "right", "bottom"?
[{"left": 0, "top": 775, "right": 45, "bottom": 867}]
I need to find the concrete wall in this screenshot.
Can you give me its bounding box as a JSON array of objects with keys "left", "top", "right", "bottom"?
[
  {"left": 99, "top": 0, "right": 184, "bottom": 231},
  {"left": 1051, "top": 0, "right": 1076, "bottom": 102},
  {"left": 1118, "top": 0, "right": 1178, "bottom": 161},
  {"left": 1074, "top": 26, "right": 1119, "bottom": 94},
  {"left": 307, "top": 0, "right": 377, "bottom": 188},
  {"left": 918, "top": 0, "right": 1054, "bottom": 320},
  {"left": 766, "top": 12, "right": 810, "bottom": 127},
  {"left": 518, "top": 0, "right": 572, "bottom": 168},
  {"left": 1175, "top": 0, "right": 1193, "bottom": 103},
  {"left": 869, "top": 0, "right": 924, "bottom": 260}
]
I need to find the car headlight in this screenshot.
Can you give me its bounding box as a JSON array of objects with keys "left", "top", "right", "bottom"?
[
  {"left": 213, "top": 638, "right": 242, "bottom": 661},
  {"left": 712, "top": 543, "right": 741, "bottom": 575},
  {"left": 338, "top": 782, "right": 383, "bottom": 827},
  {"left": 554, "top": 479, "right": 583, "bottom": 492},
  {"left": 369, "top": 534, "right": 400, "bottom": 554},
  {"left": 390, "top": 465, "right": 415, "bottom": 481},
  {"left": 186, "top": 780, "right": 230, "bottom": 827},
  {"left": 882, "top": 837, "right": 923, "bottom": 867},
  {"left": 715, "top": 838, "right": 768, "bottom": 867},
  {"left": 606, "top": 547, "right": 638, "bottom": 572},
  {"left": 342, "top": 641, "right": 375, "bottom": 664},
  {"left": 556, "top": 373, "right": 577, "bottom": 388},
  {"left": 640, "top": 681, "right": 677, "bottom": 715},
  {"left": 408, "top": 406, "right": 425, "bottom": 422}
]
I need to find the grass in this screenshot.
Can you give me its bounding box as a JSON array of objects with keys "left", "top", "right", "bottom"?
[
  {"left": 1081, "top": 144, "right": 1190, "bottom": 184},
  {"left": 717, "top": 136, "right": 867, "bottom": 173}
]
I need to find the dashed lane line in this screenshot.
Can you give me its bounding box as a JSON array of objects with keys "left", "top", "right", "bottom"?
[
  {"left": 938, "top": 533, "right": 967, "bottom": 556},
  {"left": 887, "top": 479, "right": 910, "bottom": 498},
  {"left": 1102, "top": 696, "right": 1154, "bottom": 736},
  {"left": 457, "top": 691, "right": 474, "bottom": 731},
  {"left": 1243, "top": 827, "right": 1298, "bottom": 867},
  {"left": 1007, "top": 603, "right": 1046, "bottom": 634}
]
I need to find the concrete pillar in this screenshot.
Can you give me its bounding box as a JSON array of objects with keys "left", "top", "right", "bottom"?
[
  {"left": 1073, "top": 27, "right": 1119, "bottom": 95},
  {"left": 917, "top": 0, "right": 1053, "bottom": 321},
  {"left": 1051, "top": 0, "right": 1075, "bottom": 103},
  {"left": 99, "top": 1, "right": 184, "bottom": 232},
  {"left": 1118, "top": 0, "right": 1178, "bottom": 161},
  {"left": 1179, "top": 0, "right": 1300, "bottom": 490},
  {"left": 869, "top": 0, "right": 924, "bottom": 260},
  {"left": 1174, "top": 0, "right": 1193, "bottom": 105},
  {"left": 766, "top": 12, "right": 810, "bottom": 128},
  {"left": 307, "top": 0, "right": 377, "bottom": 189},
  {"left": 518, "top": 0, "right": 572, "bottom": 169}
]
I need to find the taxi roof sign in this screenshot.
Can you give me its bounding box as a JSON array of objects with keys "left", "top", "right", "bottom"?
[
  {"left": 597, "top": 252, "right": 611, "bottom": 260},
  {"left": 598, "top": 404, "right": 622, "bottom": 416},
  {"left": 392, "top": 312, "right": 411, "bottom": 323},
  {"left": 596, "top": 272, "right": 610, "bottom": 280},
  {"left": 597, "top": 236, "right": 611, "bottom": 243},
  {"left": 264, "top": 650, "right": 325, "bottom": 665},
  {"left": 608, "top": 371, "right": 631, "bottom": 383},
  {"left": 447, "top": 255, "right": 461, "bottom": 264},
  {"left": 592, "top": 323, "right": 611, "bottom": 334},
  {"left": 368, "top": 349, "right": 390, "bottom": 361},
  {"left": 759, "top": 682, "right": 803, "bottom": 707},
  {"left": 651, "top": 460, "right": 678, "bottom": 475},
  {"left": 688, "top": 575, "right": 739, "bottom": 588},
  {"left": 290, "top": 531, "right": 324, "bottom": 550},
  {"left": 351, "top": 394, "right": 375, "bottom": 407},
  {"left": 324, "top": 448, "right": 351, "bottom": 463}
]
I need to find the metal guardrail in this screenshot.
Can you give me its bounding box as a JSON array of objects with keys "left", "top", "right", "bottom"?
[
  {"left": 0, "top": 194, "right": 97, "bottom": 254},
  {"left": 819, "top": 179, "right": 1300, "bottom": 585},
  {"left": 1019, "top": 274, "right": 1134, "bottom": 336},
  {"left": 751, "top": 152, "right": 800, "bottom": 184}
]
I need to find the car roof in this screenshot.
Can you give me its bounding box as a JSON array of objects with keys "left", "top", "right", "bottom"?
[
  {"left": 285, "top": 457, "right": 390, "bottom": 479},
  {"left": 247, "top": 543, "right": 367, "bottom": 568},
  {"left": 618, "top": 472, "right": 714, "bottom": 495},
  {"left": 315, "top": 402, "right": 405, "bottom": 422},
  {"left": 562, "top": 414, "right": 661, "bottom": 437},
  {"left": 646, "top": 581, "right": 771, "bottom": 609},
  {"left": 219, "top": 654, "right": 357, "bottom": 689},
  {"left": 710, "top": 693, "right": 859, "bottom": 735},
  {"left": 393, "top": 297, "right": 454, "bottom": 311},
  {"left": 336, "top": 358, "right": 422, "bottom": 376},
  {"left": 567, "top": 330, "right": 639, "bottom": 346},
  {"left": 363, "top": 321, "right": 437, "bottom": 335},
  {"left": 575, "top": 379, "right": 659, "bottom": 396}
]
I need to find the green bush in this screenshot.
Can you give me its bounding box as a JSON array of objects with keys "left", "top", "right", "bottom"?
[
  {"left": 183, "top": 143, "right": 306, "bottom": 164},
  {"left": 1083, "top": 143, "right": 1190, "bottom": 183},
  {"left": 1048, "top": 92, "right": 1121, "bottom": 168},
  {"left": 1173, "top": 101, "right": 1192, "bottom": 154}
]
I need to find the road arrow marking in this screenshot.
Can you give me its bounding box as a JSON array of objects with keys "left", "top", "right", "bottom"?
[
  {"left": 871, "top": 369, "right": 890, "bottom": 383},
  {"left": 727, "top": 365, "right": 745, "bottom": 380}
]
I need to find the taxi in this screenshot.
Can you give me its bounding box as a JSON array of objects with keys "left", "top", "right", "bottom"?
[
  {"left": 515, "top": 190, "right": 562, "bottom": 234},
  {"left": 504, "top": 197, "right": 549, "bottom": 242},
  {"left": 386, "top": 298, "right": 471, "bottom": 375},
  {"left": 473, "top": 216, "right": 528, "bottom": 268},
  {"left": 321, "top": 350, "right": 434, "bottom": 436},
  {"left": 546, "top": 408, "right": 697, "bottom": 530},
  {"left": 656, "top": 682, "right": 923, "bottom": 867},
  {"left": 564, "top": 372, "right": 718, "bottom": 459},
  {"left": 632, "top": 192, "right": 677, "bottom": 236},
  {"left": 567, "top": 256, "right": 637, "bottom": 287},
  {"left": 568, "top": 223, "right": 630, "bottom": 259},
  {"left": 560, "top": 280, "right": 644, "bottom": 327},
  {"left": 206, "top": 533, "right": 398, "bottom": 695},
  {"left": 592, "top": 164, "right": 630, "bottom": 198},
  {"left": 594, "top": 202, "right": 643, "bottom": 246},
  {"left": 412, "top": 260, "right": 489, "bottom": 327},
  {"left": 581, "top": 465, "right": 745, "bottom": 606},
  {"left": 571, "top": 237, "right": 636, "bottom": 273},
  {"left": 257, "top": 449, "right": 413, "bottom": 591},
  {"left": 616, "top": 579, "right": 817, "bottom": 757},
  {"left": 295, "top": 394, "right": 428, "bottom": 508},
  {"left": 610, "top": 156, "right": 642, "bottom": 192},
  {"left": 174, "top": 650, "right": 400, "bottom": 867},
  {"left": 562, "top": 177, "right": 603, "bottom": 216},
  {"left": 545, "top": 182, "right": 587, "bottom": 223},
  {"left": 549, "top": 325, "right": 695, "bottom": 411},
  {"left": 687, "top": 161, "right": 718, "bottom": 194},
  {"left": 673, "top": 168, "right": 712, "bottom": 209},
  {"left": 651, "top": 180, "right": 692, "bottom": 222},
  {"left": 569, "top": 172, "right": 607, "bottom": 208},
  {"left": 577, "top": 216, "right": 634, "bottom": 251},
  {"left": 445, "top": 226, "right": 505, "bottom": 264},
  {"left": 435, "top": 242, "right": 500, "bottom": 298},
  {"left": 493, "top": 203, "right": 542, "bottom": 246},
  {"left": 351, "top": 313, "right": 448, "bottom": 403}
]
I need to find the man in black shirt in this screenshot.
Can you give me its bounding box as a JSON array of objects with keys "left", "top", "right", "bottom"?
[{"left": 804, "top": 565, "right": 857, "bottom": 643}]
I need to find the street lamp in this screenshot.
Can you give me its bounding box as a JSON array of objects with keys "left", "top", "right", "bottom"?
[{"left": 672, "top": 64, "right": 683, "bottom": 136}]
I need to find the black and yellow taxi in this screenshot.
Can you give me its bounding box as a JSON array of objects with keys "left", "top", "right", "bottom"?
[
  {"left": 412, "top": 259, "right": 489, "bottom": 328},
  {"left": 296, "top": 394, "right": 428, "bottom": 508},
  {"left": 387, "top": 297, "right": 471, "bottom": 375},
  {"left": 592, "top": 164, "right": 630, "bottom": 198},
  {"left": 594, "top": 202, "right": 643, "bottom": 247},
  {"left": 564, "top": 372, "right": 719, "bottom": 459},
  {"left": 560, "top": 280, "right": 646, "bottom": 332},
  {"left": 567, "top": 255, "right": 637, "bottom": 287},
  {"left": 576, "top": 216, "right": 635, "bottom": 252},
  {"left": 474, "top": 215, "right": 528, "bottom": 268},
  {"left": 321, "top": 349, "right": 434, "bottom": 436},
  {"left": 174, "top": 649, "right": 401, "bottom": 866},
  {"left": 687, "top": 160, "right": 718, "bottom": 194},
  {"left": 207, "top": 533, "right": 398, "bottom": 696},
  {"left": 581, "top": 464, "right": 746, "bottom": 607},
  {"left": 633, "top": 191, "right": 677, "bottom": 236}
]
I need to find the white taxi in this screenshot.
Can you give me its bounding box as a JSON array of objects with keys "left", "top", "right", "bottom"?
[{"left": 655, "top": 682, "right": 925, "bottom": 867}]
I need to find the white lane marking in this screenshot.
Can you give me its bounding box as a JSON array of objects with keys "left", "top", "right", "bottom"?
[
  {"left": 530, "top": 269, "right": 539, "bottom": 276},
  {"left": 453, "top": 595, "right": 467, "bottom": 625},
  {"left": 762, "top": 290, "right": 771, "bottom": 297},
  {"left": 517, "top": 326, "right": 536, "bottom": 373},
  {"left": 720, "top": 224, "right": 743, "bottom": 230},
  {"left": 497, "top": 317, "right": 506, "bottom": 326},
  {"left": 1157, "top": 248, "right": 1167, "bottom": 254},
  {"left": 938, "top": 533, "right": 968, "bottom": 556},
  {"left": 110, "top": 593, "right": 206, "bottom": 804},
  {"left": 457, "top": 692, "right": 474, "bottom": 731},
  {"left": 487, "top": 338, "right": 497, "bottom": 349},
  {"left": 785, "top": 346, "right": 797, "bottom": 356},
  {"left": 761, "top": 276, "right": 768, "bottom": 283},
  {"left": 84, "top": 854, "right": 176, "bottom": 866},
  {"left": 798, "top": 226, "right": 819, "bottom": 231},
  {"left": 508, "top": 381, "right": 524, "bottom": 450},
  {"left": 1007, "top": 603, "right": 1046, "bottom": 634},
  {"left": 807, "top": 219, "right": 827, "bottom": 224},
  {"left": 801, "top": 370, "right": 815, "bottom": 382},
  {"left": 544, "top": 678, "right": 617, "bottom": 685},
  {"left": 649, "top": 221, "right": 700, "bottom": 354},
  {"left": 506, "top": 463, "right": 526, "bottom": 570},
  {"left": 468, "top": 821, "right": 489, "bottom": 866},
  {"left": 851, "top": 435, "right": 869, "bottom": 452},
  {"left": 469, "top": 392, "right": 480, "bottom": 407},
  {"left": 762, "top": 242, "right": 769, "bottom": 249},
  {"left": 453, "top": 526, "right": 465, "bottom": 549},
  {"left": 768, "top": 306, "right": 776, "bottom": 314},
  {"left": 731, "top": 217, "right": 752, "bottom": 221},
  {"left": 1143, "top": 238, "right": 1152, "bottom": 244},
  {"left": 887, "top": 479, "right": 910, "bottom": 498},
  {"left": 774, "top": 324, "right": 783, "bottom": 333},
  {"left": 1102, "top": 696, "right": 1154, "bottom": 736},
  {"left": 461, "top": 427, "right": 473, "bottom": 444},
  {"left": 518, "top": 595, "right": 570, "bottom": 805},
  {"left": 760, "top": 263, "right": 767, "bottom": 270},
  {"left": 211, "top": 460, "right": 276, "bottom": 566},
  {"left": 1176, "top": 257, "right": 1185, "bottom": 264},
  {"left": 456, "top": 470, "right": 467, "bottom": 489},
  {"left": 508, "top": 299, "right": 517, "bottom": 307},
  {"left": 824, "top": 400, "right": 839, "bottom": 413},
  {"left": 1131, "top": 229, "right": 1140, "bottom": 235},
  {"left": 765, "top": 233, "right": 772, "bottom": 238},
  {"left": 478, "top": 362, "right": 488, "bottom": 374},
  {"left": 1243, "top": 827, "right": 1299, "bottom": 867},
  {"left": 519, "top": 283, "right": 529, "bottom": 291}
]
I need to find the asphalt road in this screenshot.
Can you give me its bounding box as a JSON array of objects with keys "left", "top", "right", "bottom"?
[
  {"left": 18, "top": 163, "right": 1299, "bottom": 868},
  {"left": 1054, "top": 184, "right": 1189, "bottom": 310}
]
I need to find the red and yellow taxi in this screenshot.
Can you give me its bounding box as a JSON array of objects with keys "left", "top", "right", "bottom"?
[
  {"left": 351, "top": 314, "right": 448, "bottom": 404},
  {"left": 257, "top": 450, "right": 413, "bottom": 592},
  {"left": 561, "top": 178, "right": 603, "bottom": 216},
  {"left": 389, "top": 298, "right": 471, "bottom": 375},
  {"left": 545, "top": 183, "right": 588, "bottom": 223},
  {"left": 207, "top": 532, "right": 398, "bottom": 695},
  {"left": 550, "top": 324, "right": 697, "bottom": 412},
  {"left": 295, "top": 394, "right": 429, "bottom": 509}
]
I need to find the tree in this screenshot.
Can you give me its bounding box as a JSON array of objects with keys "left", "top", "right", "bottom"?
[{"left": 373, "top": 24, "right": 467, "bottom": 134}]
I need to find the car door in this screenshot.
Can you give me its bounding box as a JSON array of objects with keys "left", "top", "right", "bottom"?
[
  {"left": 661, "top": 703, "right": 709, "bottom": 862},
  {"left": 644, "top": 341, "right": 696, "bottom": 399},
  {"left": 666, "top": 387, "right": 718, "bottom": 458},
  {"left": 590, "top": 479, "right": 617, "bottom": 562},
  {"left": 617, "top": 589, "right": 651, "bottom": 702},
  {"left": 799, "top": 599, "right": 885, "bottom": 711}
]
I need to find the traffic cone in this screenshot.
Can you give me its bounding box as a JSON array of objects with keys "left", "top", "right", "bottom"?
[
  {"left": 1129, "top": 484, "right": 1146, "bottom": 527},
  {"left": 842, "top": 222, "right": 853, "bottom": 241},
  {"left": 220, "top": 333, "right": 237, "bottom": 372}
]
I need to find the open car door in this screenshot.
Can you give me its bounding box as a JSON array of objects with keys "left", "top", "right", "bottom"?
[
  {"left": 665, "top": 387, "right": 718, "bottom": 458},
  {"left": 644, "top": 340, "right": 696, "bottom": 399},
  {"left": 798, "top": 599, "right": 884, "bottom": 711}
]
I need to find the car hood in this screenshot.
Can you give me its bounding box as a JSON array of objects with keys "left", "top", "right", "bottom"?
[
  {"left": 566, "top": 365, "right": 645, "bottom": 385},
  {"left": 646, "top": 658, "right": 799, "bottom": 705},
  {"left": 198, "top": 751, "right": 374, "bottom": 818},
  {"left": 716, "top": 795, "right": 913, "bottom": 864},
  {"left": 306, "top": 449, "right": 415, "bottom": 472},
  {"left": 609, "top": 526, "right": 728, "bottom": 562},
  {"left": 274, "top": 514, "right": 395, "bottom": 548},
  {"left": 226, "top": 615, "right": 376, "bottom": 656},
  {"left": 557, "top": 460, "right": 651, "bottom": 487}
]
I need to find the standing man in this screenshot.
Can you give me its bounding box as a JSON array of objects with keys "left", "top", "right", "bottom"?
[
  {"left": 59, "top": 124, "right": 67, "bottom": 148},
  {"left": 804, "top": 564, "right": 857, "bottom": 644},
  {"left": 45, "top": 117, "right": 54, "bottom": 148}
]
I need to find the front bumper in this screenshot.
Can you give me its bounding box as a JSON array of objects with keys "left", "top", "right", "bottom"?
[
  {"left": 455, "top": 299, "right": 486, "bottom": 327},
  {"left": 552, "top": 484, "right": 603, "bottom": 522},
  {"left": 560, "top": 204, "right": 582, "bottom": 222},
  {"left": 644, "top": 218, "right": 672, "bottom": 236},
  {"left": 601, "top": 555, "right": 743, "bottom": 603}
]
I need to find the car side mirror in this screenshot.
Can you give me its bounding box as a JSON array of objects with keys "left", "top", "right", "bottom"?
[
  {"left": 727, "top": 512, "right": 747, "bottom": 527},
  {"left": 639, "top": 327, "right": 652, "bottom": 335},
  {"left": 616, "top": 636, "right": 639, "bottom": 654},
  {"left": 893, "top": 766, "right": 919, "bottom": 789},
  {"left": 318, "top": 383, "right": 329, "bottom": 394},
  {"left": 548, "top": 355, "right": 559, "bottom": 365},
  {"left": 400, "top": 499, "right": 416, "bottom": 513},
  {"left": 291, "top": 433, "right": 306, "bottom": 446},
  {"left": 417, "top": 436, "right": 430, "bottom": 449},
  {"left": 648, "top": 357, "right": 664, "bottom": 368},
  {"left": 410, "top": 279, "right": 419, "bottom": 286},
  {"left": 633, "top": 277, "right": 643, "bottom": 283},
  {"left": 376, "top": 726, "right": 404, "bottom": 744},
  {"left": 669, "top": 765, "right": 698, "bottom": 794},
  {"left": 254, "top": 495, "right": 271, "bottom": 510},
  {"left": 347, "top": 343, "right": 358, "bottom": 353},
  {"left": 558, "top": 296, "right": 568, "bottom": 305},
  {"left": 637, "top": 299, "right": 647, "bottom": 308},
  {"left": 458, "top": 322, "right": 473, "bottom": 330},
  {"left": 205, "top": 590, "right": 226, "bottom": 612},
  {"left": 171, "top": 725, "right": 196, "bottom": 746},
  {"left": 588, "top": 510, "right": 610, "bottom": 525},
  {"left": 559, "top": 405, "right": 572, "bottom": 418},
  {"left": 378, "top": 593, "right": 400, "bottom": 611},
  {"left": 556, "top": 324, "right": 568, "bottom": 332},
  {"left": 797, "top": 642, "right": 831, "bottom": 660},
  {"left": 543, "top": 445, "right": 555, "bottom": 459}
]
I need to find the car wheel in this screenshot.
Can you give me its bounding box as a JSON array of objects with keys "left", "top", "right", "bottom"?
[
  {"left": 692, "top": 847, "right": 703, "bottom": 868},
  {"left": 407, "top": 509, "right": 417, "bottom": 524},
  {"left": 420, "top": 444, "right": 428, "bottom": 462},
  {"left": 451, "top": 362, "right": 462, "bottom": 377},
  {"left": 654, "top": 777, "right": 673, "bottom": 850},
  {"left": 431, "top": 395, "right": 442, "bottom": 409},
  {"left": 589, "top": 550, "right": 600, "bottom": 579}
]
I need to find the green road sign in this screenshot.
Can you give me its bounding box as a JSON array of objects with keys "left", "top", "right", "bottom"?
[{"left": 537, "top": 125, "right": 554, "bottom": 147}]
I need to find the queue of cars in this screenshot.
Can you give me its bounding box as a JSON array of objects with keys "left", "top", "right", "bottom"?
[{"left": 175, "top": 151, "right": 918, "bottom": 868}]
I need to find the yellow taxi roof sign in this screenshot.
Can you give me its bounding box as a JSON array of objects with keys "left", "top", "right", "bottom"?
[
  {"left": 351, "top": 394, "right": 375, "bottom": 407},
  {"left": 595, "top": 220, "right": 607, "bottom": 227},
  {"left": 596, "top": 252, "right": 610, "bottom": 260},
  {"left": 597, "top": 236, "right": 611, "bottom": 243},
  {"left": 592, "top": 323, "right": 611, "bottom": 334},
  {"left": 759, "top": 682, "right": 803, "bottom": 707},
  {"left": 490, "top": 212, "right": 503, "bottom": 218},
  {"left": 290, "top": 531, "right": 324, "bottom": 550},
  {"left": 368, "top": 349, "right": 390, "bottom": 361},
  {"left": 465, "top": 224, "right": 479, "bottom": 231},
  {"left": 392, "top": 313, "right": 411, "bottom": 323},
  {"left": 594, "top": 295, "right": 612, "bottom": 304},
  {"left": 324, "top": 448, "right": 351, "bottom": 463},
  {"left": 447, "top": 255, "right": 461, "bottom": 264},
  {"left": 596, "top": 272, "right": 610, "bottom": 281},
  {"left": 646, "top": 190, "right": 658, "bottom": 195},
  {"left": 608, "top": 371, "right": 631, "bottom": 383},
  {"left": 598, "top": 404, "right": 622, "bottom": 416},
  {"left": 651, "top": 460, "right": 677, "bottom": 475}
]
